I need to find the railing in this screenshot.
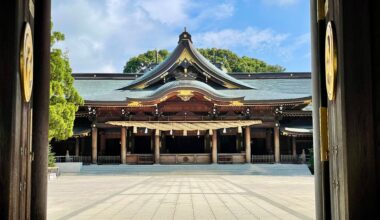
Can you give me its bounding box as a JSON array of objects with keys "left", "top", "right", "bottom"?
[
  {"left": 126, "top": 154, "right": 154, "bottom": 164},
  {"left": 280, "top": 155, "right": 299, "bottom": 164},
  {"left": 160, "top": 153, "right": 211, "bottom": 164},
  {"left": 251, "top": 154, "right": 306, "bottom": 164},
  {"left": 97, "top": 156, "right": 121, "bottom": 164},
  {"left": 251, "top": 155, "right": 275, "bottom": 164},
  {"left": 55, "top": 156, "right": 92, "bottom": 164},
  {"left": 218, "top": 153, "right": 246, "bottom": 164}
]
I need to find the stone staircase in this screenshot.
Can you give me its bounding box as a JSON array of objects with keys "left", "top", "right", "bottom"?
[{"left": 79, "top": 164, "right": 312, "bottom": 176}]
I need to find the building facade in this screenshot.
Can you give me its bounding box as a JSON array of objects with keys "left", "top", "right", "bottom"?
[{"left": 52, "top": 31, "right": 312, "bottom": 165}]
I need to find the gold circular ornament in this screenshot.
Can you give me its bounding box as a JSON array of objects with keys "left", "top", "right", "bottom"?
[
  {"left": 20, "top": 22, "right": 34, "bottom": 102},
  {"left": 325, "top": 21, "right": 338, "bottom": 101}
]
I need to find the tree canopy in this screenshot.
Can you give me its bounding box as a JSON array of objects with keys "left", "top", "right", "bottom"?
[
  {"left": 123, "top": 49, "right": 170, "bottom": 73},
  {"left": 49, "top": 26, "right": 83, "bottom": 141},
  {"left": 123, "top": 48, "right": 285, "bottom": 73}
]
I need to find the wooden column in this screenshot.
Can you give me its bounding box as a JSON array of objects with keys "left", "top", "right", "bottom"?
[
  {"left": 75, "top": 138, "right": 80, "bottom": 156},
  {"left": 274, "top": 126, "right": 280, "bottom": 163},
  {"left": 245, "top": 127, "right": 251, "bottom": 163},
  {"left": 92, "top": 127, "right": 98, "bottom": 164},
  {"left": 154, "top": 130, "right": 160, "bottom": 164},
  {"left": 121, "top": 127, "right": 127, "bottom": 164},
  {"left": 31, "top": 1, "right": 51, "bottom": 219},
  {"left": 292, "top": 137, "right": 297, "bottom": 157},
  {"left": 212, "top": 130, "right": 217, "bottom": 164}
]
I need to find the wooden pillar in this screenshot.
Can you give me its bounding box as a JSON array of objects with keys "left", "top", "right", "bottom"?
[
  {"left": 121, "top": 127, "right": 127, "bottom": 164},
  {"left": 75, "top": 138, "right": 80, "bottom": 156},
  {"left": 154, "top": 130, "right": 160, "bottom": 164},
  {"left": 292, "top": 137, "right": 297, "bottom": 157},
  {"left": 92, "top": 127, "right": 98, "bottom": 164},
  {"left": 31, "top": 1, "right": 51, "bottom": 219},
  {"left": 212, "top": 130, "right": 217, "bottom": 164},
  {"left": 245, "top": 127, "right": 251, "bottom": 163},
  {"left": 274, "top": 126, "right": 280, "bottom": 163}
]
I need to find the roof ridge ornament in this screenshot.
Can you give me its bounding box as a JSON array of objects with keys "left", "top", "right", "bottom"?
[{"left": 179, "top": 28, "right": 192, "bottom": 43}]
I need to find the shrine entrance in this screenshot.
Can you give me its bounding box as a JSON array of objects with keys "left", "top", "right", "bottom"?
[{"left": 165, "top": 136, "right": 205, "bottom": 154}]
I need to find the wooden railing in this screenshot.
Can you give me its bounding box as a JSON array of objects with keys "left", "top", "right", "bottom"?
[
  {"left": 280, "top": 155, "right": 299, "bottom": 164},
  {"left": 218, "top": 153, "right": 246, "bottom": 164},
  {"left": 251, "top": 154, "right": 306, "bottom": 164},
  {"left": 55, "top": 156, "right": 91, "bottom": 164},
  {"left": 160, "top": 154, "right": 211, "bottom": 164},
  {"left": 97, "top": 156, "right": 121, "bottom": 164},
  {"left": 126, "top": 154, "right": 154, "bottom": 164},
  {"left": 251, "top": 155, "right": 275, "bottom": 163}
]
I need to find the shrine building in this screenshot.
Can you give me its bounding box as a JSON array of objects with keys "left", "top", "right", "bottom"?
[{"left": 52, "top": 30, "right": 312, "bottom": 165}]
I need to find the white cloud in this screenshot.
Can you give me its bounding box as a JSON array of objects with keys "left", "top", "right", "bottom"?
[
  {"left": 194, "top": 28, "right": 310, "bottom": 65},
  {"left": 52, "top": 0, "right": 235, "bottom": 73},
  {"left": 135, "top": 0, "right": 189, "bottom": 25},
  {"left": 194, "top": 27, "right": 288, "bottom": 51},
  {"left": 262, "top": 0, "right": 299, "bottom": 6}
]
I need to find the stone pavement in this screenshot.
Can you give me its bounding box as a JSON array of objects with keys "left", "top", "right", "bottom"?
[{"left": 48, "top": 165, "right": 315, "bottom": 220}]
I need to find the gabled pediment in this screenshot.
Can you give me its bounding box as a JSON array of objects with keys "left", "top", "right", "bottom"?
[
  {"left": 119, "top": 31, "right": 255, "bottom": 90},
  {"left": 125, "top": 80, "right": 245, "bottom": 106}
]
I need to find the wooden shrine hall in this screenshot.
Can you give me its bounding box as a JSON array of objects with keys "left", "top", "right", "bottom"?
[
  {"left": 52, "top": 30, "right": 313, "bottom": 165},
  {"left": 3, "top": 0, "right": 380, "bottom": 219}
]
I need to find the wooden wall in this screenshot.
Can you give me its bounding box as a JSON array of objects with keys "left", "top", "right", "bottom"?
[
  {"left": 316, "top": 0, "right": 378, "bottom": 219},
  {"left": 0, "top": 0, "right": 34, "bottom": 219},
  {"left": 370, "top": 0, "right": 380, "bottom": 212}
]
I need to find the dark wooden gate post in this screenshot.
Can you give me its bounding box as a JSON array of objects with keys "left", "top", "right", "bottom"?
[{"left": 31, "top": 0, "right": 51, "bottom": 219}]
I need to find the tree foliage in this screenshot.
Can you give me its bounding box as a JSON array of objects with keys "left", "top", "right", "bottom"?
[
  {"left": 123, "top": 49, "right": 170, "bottom": 73},
  {"left": 123, "top": 48, "right": 285, "bottom": 73},
  {"left": 49, "top": 26, "right": 83, "bottom": 141}
]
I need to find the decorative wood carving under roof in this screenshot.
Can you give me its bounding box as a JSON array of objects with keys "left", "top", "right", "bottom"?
[{"left": 119, "top": 30, "right": 255, "bottom": 90}]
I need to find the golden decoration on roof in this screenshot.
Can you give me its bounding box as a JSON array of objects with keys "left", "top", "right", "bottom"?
[
  {"left": 229, "top": 101, "right": 244, "bottom": 106},
  {"left": 127, "top": 101, "right": 142, "bottom": 107},
  {"left": 177, "top": 90, "right": 194, "bottom": 102},
  {"left": 177, "top": 48, "right": 194, "bottom": 63}
]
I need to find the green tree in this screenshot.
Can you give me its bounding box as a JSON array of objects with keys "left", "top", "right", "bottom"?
[
  {"left": 123, "top": 49, "right": 170, "bottom": 73},
  {"left": 123, "top": 48, "right": 285, "bottom": 73},
  {"left": 49, "top": 26, "right": 83, "bottom": 142}
]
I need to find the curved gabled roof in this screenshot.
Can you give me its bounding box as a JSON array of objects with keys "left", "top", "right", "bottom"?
[
  {"left": 126, "top": 80, "right": 245, "bottom": 102},
  {"left": 119, "top": 31, "right": 254, "bottom": 90}
]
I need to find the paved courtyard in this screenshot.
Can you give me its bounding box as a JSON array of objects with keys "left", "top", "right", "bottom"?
[{"left": 48, "top": 165, "right": 315, "bottom": 220}]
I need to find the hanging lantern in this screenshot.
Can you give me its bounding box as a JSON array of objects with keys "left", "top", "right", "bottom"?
[
  {"left": 170, "top": 129, "right": 173, "bottom": 135},
  {"left": 197, "top": 130, "right": 200, "bottom": 136},
  {"left": 183, "top": 130, "right": 187, "bottom": 136},
  {"left": 133, "top": 126, "right": 137, "bottom": 134},
  {"left": 223, "top": 128, "right": 227, "bottom": 133},
  {"left": 144, "top": 127, "right": 148, "bottom": 134},
  {"left": 238, "top": 126, "right": 242, "bottom": 133}
]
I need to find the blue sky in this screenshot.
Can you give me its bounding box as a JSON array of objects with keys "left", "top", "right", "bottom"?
[{"left": 52, "top": 0, "right": 311, "bottom": 73}]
